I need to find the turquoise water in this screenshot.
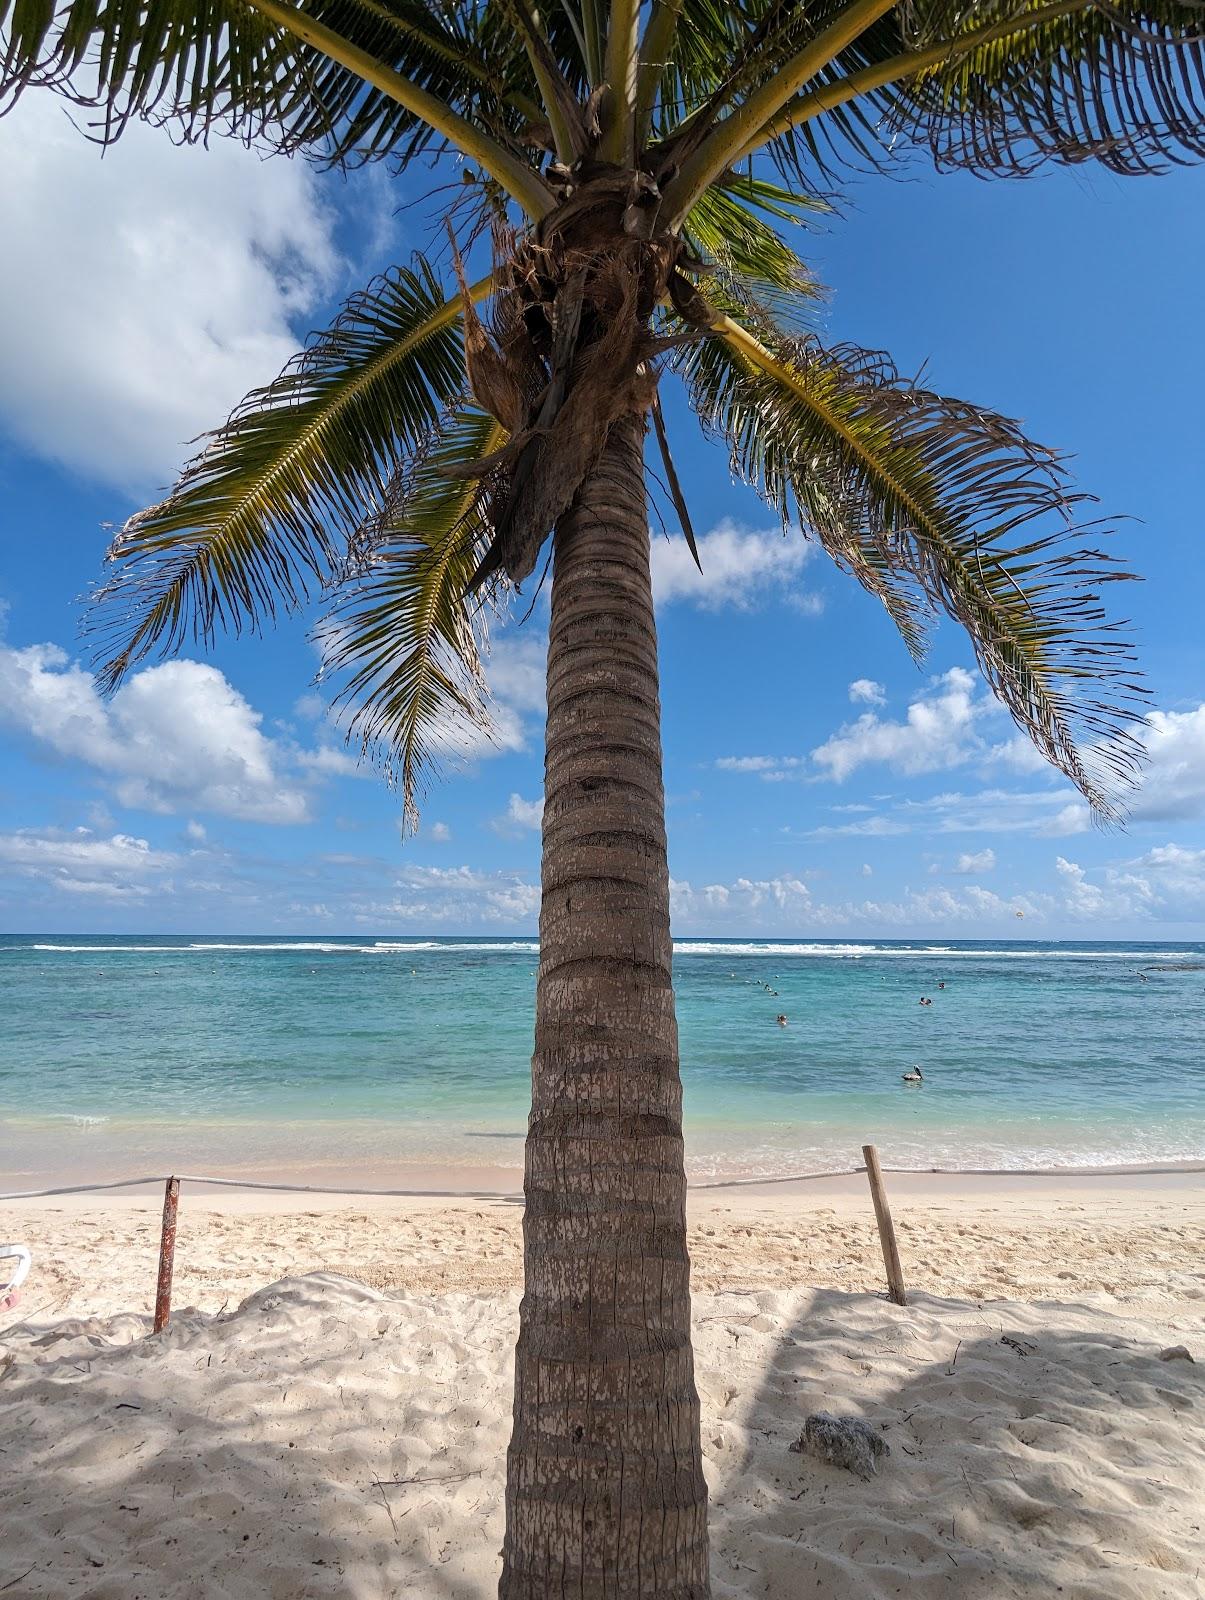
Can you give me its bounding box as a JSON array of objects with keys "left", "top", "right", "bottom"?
[{"left": 2, "top": 935, "right": 1204, "bottom": 1187}]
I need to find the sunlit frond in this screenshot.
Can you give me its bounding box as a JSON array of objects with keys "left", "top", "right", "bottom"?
[
  {"left": 676, "top": 307, "right": 1147, "bottom": 816},
  {"left": 684, "top": 174, "right": 824, "bottom": 321},
  {"left": 762, "top": 0, "right": 1205, "bottom": 182},
  {"left": 87, "top": 260, "right": 480, "bottom": 690},
  {"left": 0, "top": 0, "right": 537, "bottom": 178},
  {"left": 319, "top": 407, "right": 506, "bottom": 827}
]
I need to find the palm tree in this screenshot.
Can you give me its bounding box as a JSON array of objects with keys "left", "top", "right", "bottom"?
[{"left": 4, "top": 0, "right": 1202, "bottom": 1591}]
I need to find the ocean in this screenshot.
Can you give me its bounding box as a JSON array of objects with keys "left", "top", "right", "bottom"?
[{"left": 2, "top": 935, "right": 1204, "bottom": 1190}]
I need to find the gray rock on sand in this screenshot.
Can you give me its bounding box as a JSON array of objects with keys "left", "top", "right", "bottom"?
[
  {"left": 1158, "top": 1345, "right": 1195, "bottom": 1363},
  {"left": 790, "top": 1412, "right": 890, "bottom": 1479}
]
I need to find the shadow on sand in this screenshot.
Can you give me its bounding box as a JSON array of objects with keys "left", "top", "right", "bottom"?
[
  {"left": 706, "top": 1283, "right": 1202, "bottom": 1598},
  {"left": 2, "top": 1275, "right": 1201, "bottom": 1598}
]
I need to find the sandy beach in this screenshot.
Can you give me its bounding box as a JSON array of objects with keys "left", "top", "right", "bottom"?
[{"left": 1, "top": 1171, "right": 1202, "bottom": 1597}]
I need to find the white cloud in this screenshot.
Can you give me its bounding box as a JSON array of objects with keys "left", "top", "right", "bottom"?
[
  {"left": 486, "top": 633, "right": 547, "bottom": 714},
  {"left": 953, "top": 848, "right": 996, "bottom": 875},
  {"left": 861, "top": 863, "right": 873, "bottom": 877},
  {"left": 716, "top": 755, "right": 803, "bottom": 774},
  {"left": 1037, "top": 802, "right": 1092, "bottom": 837},
  {"left": 1129, "top": 705, "right": 1205, "bottom": 822},
  {"left": 849, "top": 678, "right": 886, "bottom": 706},
  {"left": 671, "top": 874, "right": 814, "bottom": 921},
  {"left": 650, "top": 521, "right": 816, "bottom": 610},
  {"left": 0, "top": 642, "right": 310, "bottom": 822},
  {"left": 668, "top": 870, "right": 1039, "bottom": 933},
  {"left": 0, "top": 827, "right": 179, "bottom": 901},
  {"left": 806, "top": 816, "right": 910, "bottom": 838},
  {"left": 0, "top": 95, "right": 339, "bottom": 491},
  {"left": 985, "top": 734, "right": 1053, "bottom": 775},
  {"left": 400, "top": 629, "right": 542, "bottom": 772},
  {"left": 427, "top": 821, "right": 452, "bottom": 842},
  {"left": 491, "top": 792, "right": 544, "bottom": 834},
  {"left": 184, "top": 820, "right": 207, "bottom": 843},
  {"left": 1054, "top": 856, "right": 1106, "bottom": 917},
  {"left": 294, "top": 744, "right": 366, "bottom": 779},
  {"left": 812, "top": 667, "right": 985, "bottom": 782},
  {"left": 361, "top": 863, "right": 540, "bottom": 925}
]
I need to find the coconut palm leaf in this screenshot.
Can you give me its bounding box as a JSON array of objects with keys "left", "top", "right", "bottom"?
[
  {"left": 684, "top": 175, "right": 824, "bottom": 314},
  {"left": 757, "top": 0, "right": 1205, "bottom": 183},
  {"left": 676, "top": 306, "right": 1146, "bottom": 816},
  {"left": 0, "top": 0, "right": 543, "bottom": 184},
  {"left": 87, "top": 259, "right": 482, "bottom": 690},
  {"left": 319, "top": 406, "right": 506, "bottom": 826}
]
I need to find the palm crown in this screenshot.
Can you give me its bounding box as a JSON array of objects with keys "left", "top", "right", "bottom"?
[{"left": 5, "top": 0, "right": 1201, "bottom": 822}]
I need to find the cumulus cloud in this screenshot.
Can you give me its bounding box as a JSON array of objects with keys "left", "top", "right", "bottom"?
[
  {"left": 811, "top": 667, "right": 985, "bottom": 782},
  {"left": 491, "top": 792, "right": 544, "bottom": 834},
  {"left": 0, "top": 827, "right": 179, "bottom": 901},
  {"left": 1129, "top": 705, "right": 1205, "bottom": 822},
  {"left": 366, "top": 863, "right": 540, "bottom": 925},
  {"left": 0, "top": 95, "right": 339, "bottom": 490},
  {"left": 0, "top": 641, "right": 310, "bottom": 822},
  {"left": 651, "top": 522, "right": 816, "bottom": 610},
  {"left": 486, "top": 633, "right": 547, "bottom": 715},
  {"left": 668, "top": 870, "right": 1037, "bottom": 933},
  {"left": 426, "top": 822, "right": 452, "bottom": 843},
  {"left": 1037, "top": 802, "right": 1092, "bottom": 837},
  {"left": 670, "top": 874, "right": 814, "bottom": 921},
  {"left": 953, "top": 848, "right": 996, "bottom": 875},
  {"left": 849, "top": 678, "right": 886, "bottom": 706}
]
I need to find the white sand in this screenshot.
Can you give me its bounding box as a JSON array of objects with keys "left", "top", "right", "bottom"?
[{"left": 1, "top": 1179, "right": 1202, "bottom": 1597}]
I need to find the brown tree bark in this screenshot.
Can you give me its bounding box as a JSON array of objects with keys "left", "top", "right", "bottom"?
[{"left": 500, "top": 411, "right": 710, "bottom": 1599}]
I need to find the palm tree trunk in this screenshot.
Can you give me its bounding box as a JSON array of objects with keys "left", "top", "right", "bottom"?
[{"left": 500, "top": 411, "right": 710, "bottom": 1599}]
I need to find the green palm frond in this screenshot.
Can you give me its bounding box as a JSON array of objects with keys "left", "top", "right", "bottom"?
[
  {"left": 763, "top": 0, "right": 1205, "bottom": 182},
  {"left": 684, "top": 174, "right": 825, "bottom": 324},
  {"left": 0, "top": 0, "right": 531, "bottom": 169},
  {"left": 319, "top": 407, "right": 506, "bottom": 827},
  {"left": 904, "top": 0, "right": 1205, "bottom": 176},
  {"left": 87, "top": 258, "right": 479, "bottom": 690},
  {"left": 284, "top": 0, "right": 519, "bottom": 166},
  {"left": 676, "top": 309, "right": 1146, "bottom": 816}
]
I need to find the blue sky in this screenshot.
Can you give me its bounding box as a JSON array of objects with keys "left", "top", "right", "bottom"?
[{"left": 1, "top": 92, "right": 1203, "bottom": 937}]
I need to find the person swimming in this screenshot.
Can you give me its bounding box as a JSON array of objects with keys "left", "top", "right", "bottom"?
[
  {"left": 777, "top": 1014, "right": 788, "bottom": 1026},
  {"left": 918, "top": 996, "right": 932, "bottom": 1006},
  {"left": 902, "top": 1066, "right": 924, "bottom": 1083},
  {"left": 937, "top": 981, "right": 946, "bottom": 990}
]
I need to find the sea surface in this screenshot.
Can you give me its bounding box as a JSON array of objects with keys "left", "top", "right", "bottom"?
[{"left": 2, "top": 935, "right": 1204, "bottom": 1189}]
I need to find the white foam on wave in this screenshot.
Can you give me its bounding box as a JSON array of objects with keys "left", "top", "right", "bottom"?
[
  {"left": 19, "top": 940, "right": 1201, "bottom": 963},
  {"left": 371, "top": 941, "right": 540, "bottom": 953}
]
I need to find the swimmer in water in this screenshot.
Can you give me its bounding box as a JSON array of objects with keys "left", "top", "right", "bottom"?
[
  {"left": 937, "top": 981, "right": 946, "bottom": 990},
  {"left": 777, "top": 1013, "right": 788, "bottom": 1026}
]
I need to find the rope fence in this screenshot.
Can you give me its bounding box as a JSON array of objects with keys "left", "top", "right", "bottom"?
[
  {"left": 3, "top": 1158, "right": 1198, "bottom": 1329},
  {"left": 5, "top": 1158, "right": 1195, "bottom": 1204}
]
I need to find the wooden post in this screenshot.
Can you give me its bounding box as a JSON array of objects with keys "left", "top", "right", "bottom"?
[
  {"left": 862, "top": 1145, "right": 906, "bottom": 1306},
  {"left": 153, "top": 1176, "right": 180, "bottom": 1333}
]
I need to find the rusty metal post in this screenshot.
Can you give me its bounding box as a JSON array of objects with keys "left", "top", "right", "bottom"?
[
  {"left": 153, "top": 1176, "right": 180, "bottom": 1333},
  {"left": 862, "top": 1145, "right": 907, "bottom": 1306}
]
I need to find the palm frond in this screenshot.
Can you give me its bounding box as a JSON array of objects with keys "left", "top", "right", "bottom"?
[
  {"left": 763, "top": 0, "right": 1205, "bottom": 181},
  {"left": 676, "top": 308, "right": 1146, "bottom": 816},
  {"left": 684, "top": 174, "right": 825, "bottom": 323},
  {"left": 319, "top": 406, "right": 506, "bottom": 827},
  {"left": 87, "top": 259, "right": 481, "bottom": 690},
  {"left": 0, "top": 0, "right": 533, "bottom": 173}
]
